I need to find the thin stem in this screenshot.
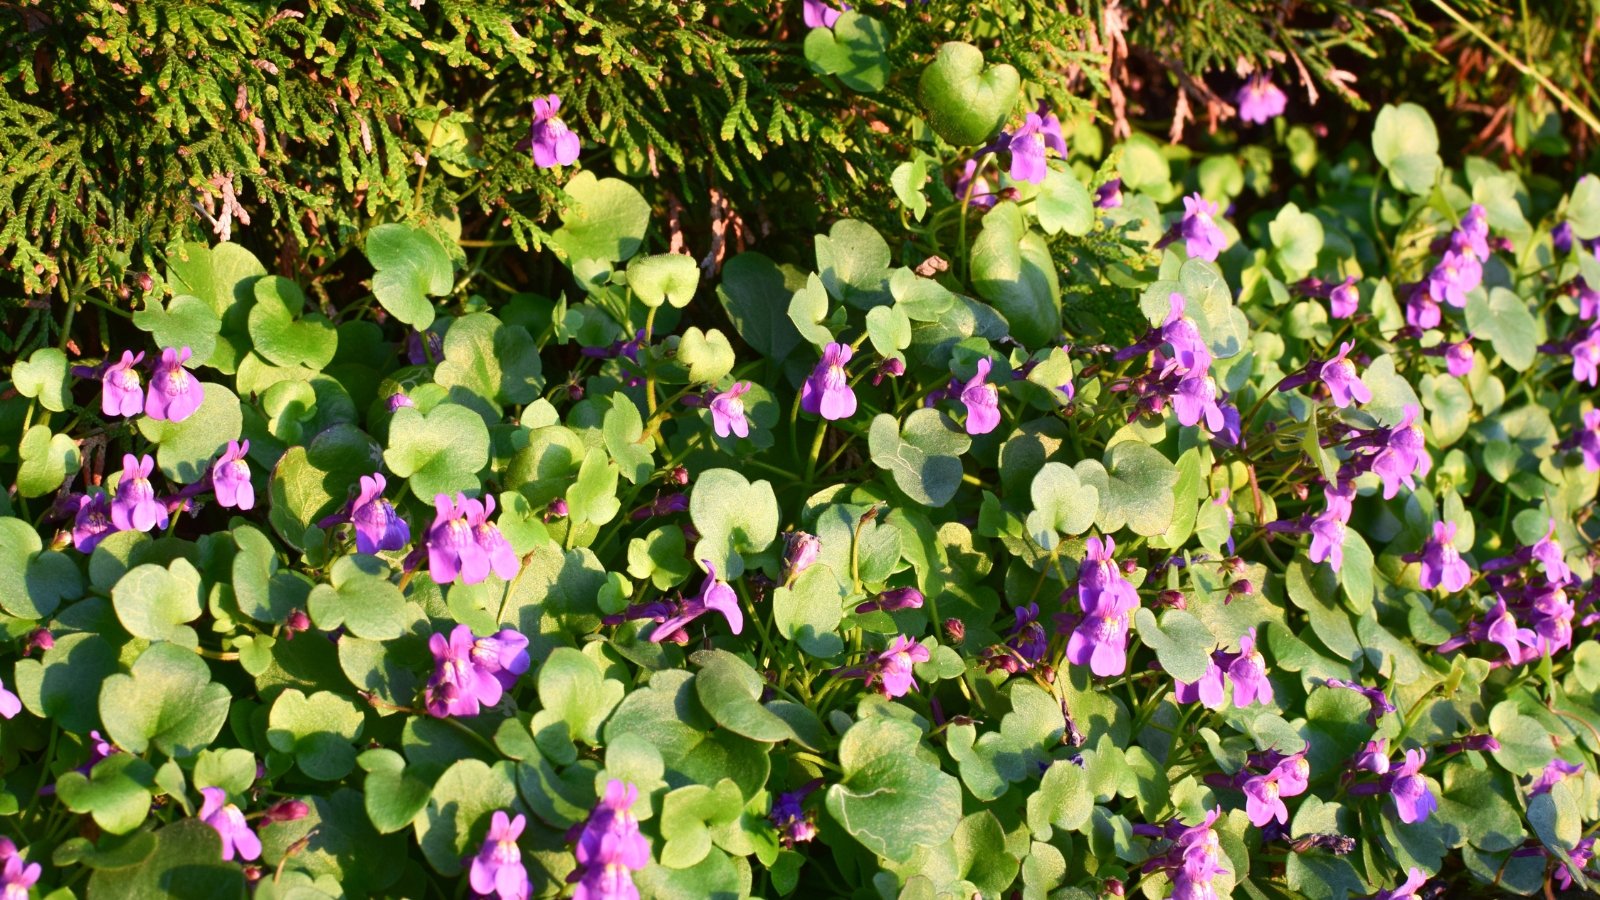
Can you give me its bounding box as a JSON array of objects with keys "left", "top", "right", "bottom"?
[{"left": 1428, "top": 0, "right": 1600, "bottom": 134}]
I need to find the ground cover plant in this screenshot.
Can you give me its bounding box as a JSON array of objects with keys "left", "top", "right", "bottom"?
[{"left": 5, "top": 1, "right": 1600, "bottom": 898}]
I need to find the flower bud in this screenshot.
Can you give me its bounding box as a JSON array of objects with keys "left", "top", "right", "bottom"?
[
  {"left": 1229, "top": 579, "right": 1255, "bottom": 596},
  {"left": 25, "top": 628, "right": 54, "bottom": 655},
  {"left": 386, "top": 392, "right": 416, "bottom": 412},
  {"left": 545, "top": 498, "right": 569, "bottom": 521},
  {"left": 1156, "top": 589, "right": 1187, "bottom": 610},
  {"left": 943, "top": 618, "right": 966, "bottom": 643},
  {"left": 566, "top": 382, "right": 585, "bottom": 401},
  {"left": 284, "top": 609, "right": 311, "bottom": 640},
  {"left": 857, "top": 586, "right": 923, "bottom": 615},
  {"left": 262, "top": 799, "right": 310, "bottom": 825},
  {"left": 669, "top": 466, "right": 690, "bottom": 486},
  {"left": 1103, "top": 879, "right": 1124, "bottom": 897},
  {"left": 783, "top": 532, "right": 821, "bottom": 581}
]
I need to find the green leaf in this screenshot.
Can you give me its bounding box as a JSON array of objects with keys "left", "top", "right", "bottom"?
[
  {"left": 232, "top": 523, "right": 313, "bottom": 624},
  {"left": 565, "top": 447, "right": 621, "bottom": 527},
  {"left": 1024, "top": 462, "right": 1099, "bottom": 549},
  {"left": 816, "top": 219, "right": 892, "bottom": 310},
  {"left": 717, "top": 253, "right": 806, "bottom": 363},
  {"left": 890, "top": 268, "right": 956, "bottom": 322},
  {"left": 86, "top": 819, "right": 246, "bottom": 899},
  {"left": 17, "top": 424, "right": 81, "bottom": 497},
  {"left": 917, "top": 41, "right": 1020, "bottom": 146},
  {"left": 772, "top": 563, "right": 846, "bottom": 658},
  {"left": 802, "top": 11, "right": 890, "bottom": 93},
  {"left": 1133, "top": 608, "right": 1216, "bottom": 683},
  {"left": 891, "top": 156, "right": 932, "bottom": 221},
  {"left": 825, "top": 717, "right": 961, "bottom": 862},
  {"left": 12, "top": 631, "right": 119, "bottom": 733},
  {"left": 1036, "top": 169, "right": 1094, "bottom": 237},
  {"left": 605, "top": 670, "right": 772, "bottom": 800},
  {"left": 165, "top": 240, "right": 267, "bottom": 373},
  {"left": 947, "top": 682, "right": 1065, "bottom": 801},
  {"left": 248, "top": 276, "right": 338, "bottom": 369},
  {"left": 1140, "top": 260, "right": 1247, "bottom": 360},
  {"left": 12, "top": 347, "right": 70, "bottom": 412},
  {"left": 99, "top": 642, "right": 231, "bottom": 757},
  {"left": 383, "top": 403, "right": 490, "bottom": 500},
  {"left": 1077, "top": 441, "right": 1179, "bottom": 537},
  {"left": 1466, "top": 287, "right": 1538, "bottom": 372},
  {"left": 267, "top": 424, "right": 382, "bottom": 550},
  {"left": 530, "top": 647, "right": 625, "bottom": 764},
  {"left": 659, "top": 779, "right": 744, "bottom": 869},
  {"left": 1350, "top": 354, "right": 1422, "bottom": 428},
  {"left": 1268, "top": 202, "right": 1325, "bottom": 281},
  {"left": 692, "top": 649, "right": 797, "bottom": 743},
  {"left": 194, "top": 748, "right": 260, "bottom": 797},
  {"left": 552, "top": 171, "right": 651, "bottom": 263},
  {"left": 0, "top": 517, "right": 81, "bottom": 619},
  {"left": 1027, "top": 760, "right": 1093, "bottom": 838},
  {"left": 1568, "top": 174, "right": 1600, "bottom": 241},
  {"left": 57, "top": 753, "right": 157, "bottom": 835},
  {"left": 133, "top": 295, "right": 222, "bottom": 369},
  {"left": 677, "top": 327, "right": 736, "bottom": 384},
  {"left": 435, "top": 313, "right": 544, "bottom": 408},
  {"left": 602, "top": 395, "right": 654, "bottom": 485},
  {"left": 359, "top": 749, "right": 434, "bottom": 834},
  {"left": 690, "top": 468, "right": 779, "bottom": 578},
  {"left": 1488, "top": 701, "right": 1555, "bottom": 776},
  {"left": 1372, "top": 103, "right": 1442, "bottom": 195},
  {"left": 1473, "top": 173, "right": 1531, "bottom": 234},
  {"left": 261, "top": 789, "right": 406, "bottom": 893},
  {"left": 628, "top": 525, "right": 693, "bottom": 590},
  {"left": 414, "top": 759, "right": 521, "bottom": 875},
  {"left": 136, "top": 382, "right": 243, "bottom": 484},
  {"left": 111, "top": 560, "right": 205, "bottom": 647},
  {"left": 868, "top": 409, "right": 972, "bottom": 508},
  {"left": 864, "top": 304, "right": 912, "bottom": 359},
  {"left": 307, "top": 555, "right": 412, "bottom": 640},
  {"left": 365, "top": 223, "right": 453, "bottom": 329},
  {"left": 268, "top": 689, "right": 365, "bottom": 781},
  {"left": 788, "top": 273, "right": 835, "bottom": 347},
  {"left": 628, "top": 253, "right": 700, "bottom": 308},
  {"left": 954, "top": 811, "right": 1020, "bottom": 896},
  {"left": 970, "top": 202, "right": 1060, "bottom": 347}
]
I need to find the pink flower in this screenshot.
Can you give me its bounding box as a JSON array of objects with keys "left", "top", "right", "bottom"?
[{"left": 198, "top": 787, "right": 261, "bottom": 862}]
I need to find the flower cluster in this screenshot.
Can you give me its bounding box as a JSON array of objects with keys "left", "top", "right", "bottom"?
[
  {"left": 424, "top": 625, "right": 530, "bottom": 718},
  {"left": 1439, "top": 523, "right": 1577, "bottom": 663},
  {"left": 568, "top": 781, "right": 651, "bottom": 900},
  {"left": 1135, "top": 808, "right": 1227, "bottom": 899}
]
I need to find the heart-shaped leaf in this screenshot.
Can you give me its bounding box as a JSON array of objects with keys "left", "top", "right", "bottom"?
[
  {"left": 825, "top": 717, "right": 962, "bottom": 861},
  {"left": 1024, "top": 462, "right": 1099, "bottom": 549},
  {"left": 366, "top": 223, "right": 453, "bottom": 329},
  {"left": 12, "top": 347, "right": 71, "bottom": 412},
  {"left": 917, "top": 41, "right": 1020, "bottom": 146},
  {"left": 99, "top": 642, "right": 232, "bottom": 758},
  {"left": 803, "top": 11, "right": 890, "bottom": 93},
  {"left": 690, "top": 468, "right": 779, "bottom": 578},
  {"left": 383, "top": 402, "right": 490, "bottom": 500},
  {"left": 970, "top": 202, "right": 1061, "bottom": 347},
  {"left": 17, "top": 424, "right": 81, "bottom": 498},
  {"left": 248, "top": 276, "right": 338, "bottom": 369},
  {"left": 868, "top": 409, "right": 972, "bottom": 507},
  {"left": 628, "top": 253, "right": 700, "bottom": 308},
  {"left": 551, "top": 171, "right": 651, "bottom": 263}
]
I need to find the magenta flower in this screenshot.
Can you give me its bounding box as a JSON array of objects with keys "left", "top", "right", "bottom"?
[
  {"left": 1579, "top": 279, "right": 1600, "bottom": 321},
  {"left": 863, "top": 635, "right": 931, "bottom": 698},
  {"left": 1308, "top": 481, "right": 1354, "bottom": 572},
  {"left": 1236, "top": 73, "right": 1287, "bottom": 125},
  {"left": 1416, "top": 521, "right": 1471, "bottom": 592},
  {"left": 1162, "top": 294, "right": 1212, "bottom": 375},
  {"left": 351, "top": 474, "right": 411, "bottom": 554},
  {"left": 470, "top": 630, "right": 532, "bottom": 693},
  {"left": 954, "top": 160, "right": 997, "bottom": 210},
  {"left": 0, "top": 676, "right": 20, "bottom": 720},
  {"left": 198, "top": 787, "right": 261, "bottom": 862},
  {"left": 1454, "top": 204, "right": 1491, "bottom": 260},
  {"left": 211, "top": 440, "right": 253, "bottom": 510},
  {"left": 1329, "top": 276, "right": 1359, "bottom": 319},
  {"left": 145, "top": 346, "right": 204, "bottom": 422},
  {"left": 1272, "top": 747, "right": 1312, "bottom": 797},
  {"left": 650, "top": 560, "right": 743, "bottom": 643},
  {"left": 1573, "top": 324, "right": 1600, "bottom": 386},
  {"left": 1374, "top": 868, "right": 1429, "bottom": 900},
  {"left": 572, "top": 780, "right": 651, "bottom": 900},
  {"left": 1227, "top": 628, "right": 1273, "bottom": 706},
  {"left": 771, "top": 786, "right": 820, "bottom": 847},
  {"left": 1482, "top": 596, "right": 1538, "bottom": 662},
  {"left": 783, "top": 531, "right": 821, "bottom": 584},
  {"left": 1173, "top": 656, "right": 1227, "bottom": 709},
  {"left": 101, "top": 350, "right": 145, "bottom": 417},
  {"left": 1137, "top": 808, "right": 1227, "bottom": 900},
  {"left": 526, "top": 95, "right": 579, "bottom": 169},
  {"left": 1387, "top": 749, "right": 1437, "bottom": 824},
  {"left": 0, "top": 854, "right": 40, "bottom": 899},
  {"left": 425, "top": 624, "right": 510, "bottom": 718},
  {"left": 959, "top": 358, "right": 1001, "bottom": 435},
  {"left": 1529, "top": 758, "right": 1584, "bottom": 796},
  {"left": 470, "top": 495, "right": 521, "bottom": 582},
  {"left": 1444, "top": 338, "right": 1474, "bottom": 376},
  {"left": 1242, "top": 771, "right": 1288, "bottom": 826},
  {"left": 1095, "top": 178, "right": 1123, "bottom": 210},
  {"left": 709, "top": 382, "right": 752, "bottom": 439},
  {"left": 1406, "top": 289, "right": 1441, "bottom": 331},
  {"left": 1579, "top": 410, "right": 1600, "bottom": 471},
  {"left": 856, "top": 586, "right": 924, "bottom": 614},
  {"left": 1426, "top": 249, "right": 1481, "bottom": 309},
  {"left": 1067, "top": 536, "right": 1140, "bottom": 677},
  {"left": 111, "top": 454, "right": 168, "bottom": 533},
  {"left": 1180, "top": 193, "right": 1227, "bottom": 262},
  {"left": 801, "top": 0, "right": 844, "bottom": 28},
  {"left": 386, "top": 392, "right": 416, "bottom": 412},
  {"left": 996, "top": 103, "right": 1068, "bottom": 184},
  {"left": 801, "top": 342, "right": 857, "bottom": 421},
  {"left": 1318, "top": 341, "right": 1372, "bottom": 408},
  {"left": 1354, "top": 739, "right": 1391, "bottom": 776},
  {"left": 470, "top": 810, "right": 530, "bottom": 900},
  {"left": 72, "top": 492, "right": 117, "bottom": 553},
  {"left": 427, "top": 493, "right": 491, "bottom": 585},
  {"left": 1172, "top": 373, "right": 1226, "bottom": 432},
  {"left": 1369, "top": 405, "right": 1430, "bottom": 499}
]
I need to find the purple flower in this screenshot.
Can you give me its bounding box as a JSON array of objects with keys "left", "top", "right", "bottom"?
[
  {"left": 1318, "top": 341, "right": 1372, "bottom": 408},
  {"left": 1227, "top": 628, "right": 1272, "bottom": 707},
  {"left": 863, "top": 635, "right": 931, "bottom": 698},
  {"left": 1454, "top": 204, "right": 1491, "bottom": 260},
  {"left": 1273, "top": 747, "right": 1312, "bottom": 797},
  {"left": 72, "top": 492, "right": 117, "bottom": 553},
  {"left": 101, "top": 350, "right": 145, "bottom": 417},
  {"left": 386, "top": 392, "right": 416, "bottom": 412},
  {"left": 856, "top": 586, "right": 924, "bottom": 614},
  {"left": 112, "top": 454, "right": 168, "bottom": 533},
  {"left": 1180, "top": 194, "right": 1227, "bottom": 262},
  {"left": 1369, "top": 405, "right": 1430, "bottom": 499},
  {"left": 1556, "top": 838, "right": 1595, "bottom": 891},
  {"left": 1416, "top": 521, "right": 1471, "bottom": 592},
  {"left": 1096, "top": 178, "right": 1123, "bottom": 210},
  {"left": 1580, "top": 410, "right": 1600, "bottom": 472},
  {"left": 1373, "top": 868, "right": 1428, "bottom": 900},
  {"left": 571, "top": 780, "right": 651, "bottom": 900},
  {"left": 709, "top": 382, "right": 752, "bottom": 439},
  {"left": 0, "top": 854, "right": 40, "bottom": 899},
  {"left": 801, "top": 342, "right": 857, "bottom": 421},
  {"left": 0, "top": 676, "right": 20, "bottom": 720},
  {"left": 425, "top": 624, "right": 508, "bottom": 718},
  {"left": 1307, "top": 481, "right": 1354, "bottom": 572},
  {"left": 954, "top": 160, "right": 997, "bottom": 210},
  {"left": 1172, "top": 373, "right": 1226, "bottom": 432},
  {"left": 651, "top": 560, "right": 743, "bottom": 642},
  {"left": 1329, "top": 276, "right": 1359, "bottom": 319},
  {"left": 1406, "top": 289, "right": 1441, "bottom": 331},
  {"left": 1242, "top": 771, "right": 1288, "bottom": 826},
  {"left": 1387, "top": 749, "right": 1437, "bottom": 824},
  {"left": 1173, "top": 656, "right": 1227, "bottom": 709},
  {"left": 873, "top": 356, "right": 907, "bottom": 386},
  {"left": 1236, "top": 73, "right": 1287, "bottom": 125},
  {"left": 802, "top": 0, "right": 844, "bottom": 28},
  {"left": 198, "top": 787, "right": 261, "bottom": 862},
  {"left": 1067, "top": 536, "right": 1140, "bottom": 677},
  {"left": 1482, "top": 596, "right": 1538, "bottom": 662},
  {"left": 1324, "top": 679, "right": 1395, "bottom": 726},
  {"left": 959, "top": 358, "right": 1001, "bottom": 435},
  {"left": 470, "top": 630, "right": 531, "bottom": 692},
  {"left": 1529, "top": 758, "right": 1583, "bottom": 796},
  {"left": 1573, "top": 324, "right": 1600, "bottom": 386},
  {"left": 1426, "top": 249, "right": 1482, "bottom": 309},
  {"left": 771, "top": 785, "right": 819, "bottom": 847},
  {"left": 526, "top": 95, "right": 579, "bottom": 169},
  {"left": 1162, "top": 294, "right": 1212, "bottom": 375},
  {"left": 1554, "top": 221, "right": 1575, "bottom": 255},
  {"left": 470, "top": 495, "right": 521, "bottom": 582},
  {"left": 1354, "top": 739, "right": 1391, "bottom": 776},
  {"left": 1142, "top": 808, "right": 1227, "bottom": 900},
  {"left": 1444, "top": 338, "right": 1474, "bottom": 376},
  {"left": 470, "top": 810, "right": 530, "bottom": 900},
  {"left": 783, "top": 532, "right": 821, "bottom": 584},
  {"left": 1579, "top": 279, "right": 1600, "bottom": 320},
  {"left": 996, "top": 103, "right": 1068, "bottom": 184},
  {"left": 145, "top": 347, "right": 204, "bottom": 422},
  {"left": 351, "top": 474, "right": 410, "bottom": 554},
  {"left": 427, "top": 494, "right": 491, "bottom": 585},
  {"left": 211, "top": 440, "right": 253, "bottom": 510}
]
